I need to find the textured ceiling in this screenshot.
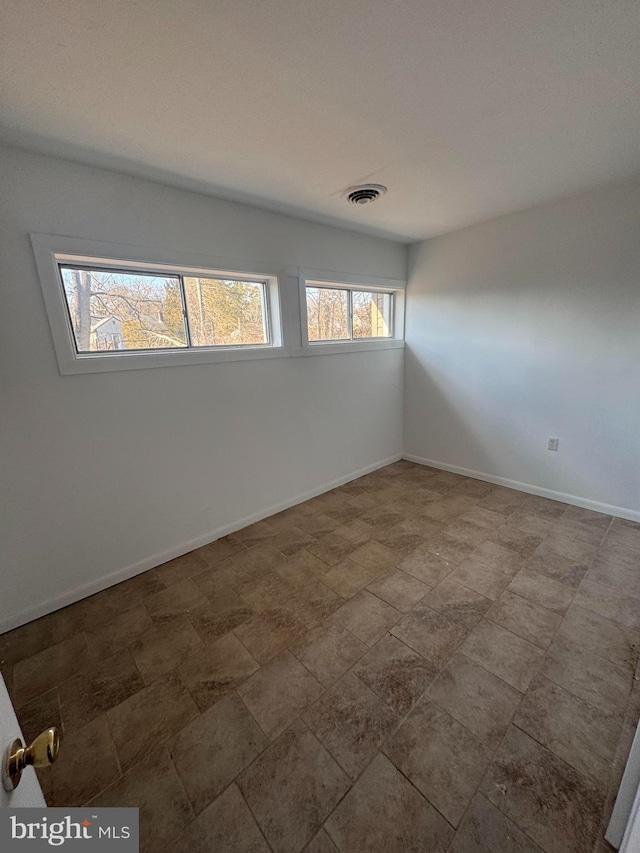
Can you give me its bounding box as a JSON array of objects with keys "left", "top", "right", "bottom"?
[{"left": 2, "top": 0, "right": 640, "bottom": 241}]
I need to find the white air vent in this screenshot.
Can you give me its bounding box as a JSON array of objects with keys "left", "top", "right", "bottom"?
[{"left": 345, "top": 184, "right": 387, "bottom": 204}]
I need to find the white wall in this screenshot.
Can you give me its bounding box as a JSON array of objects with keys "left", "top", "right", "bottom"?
[
  {"left": 0, "top": 145, "right": 406, "bottom": 631},
  {"left": 404, "top": 177, "right": 640, "bottom": 519}
]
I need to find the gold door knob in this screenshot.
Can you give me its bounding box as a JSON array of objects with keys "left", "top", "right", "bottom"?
[{"left": 2, "top": 727, "right": 62, "bottom": 791}]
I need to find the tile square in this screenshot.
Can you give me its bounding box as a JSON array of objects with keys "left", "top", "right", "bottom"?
[
  {"left": 178, "top": 632, "right": 259, "bottom": 711},
  {"left": 470, "top": 540, "right": 527, "bottom": 575},
  {"left": 107, "top": 672, "right": 198, "bottom": 771},
  {"left": 304, "top": 671, "right": 399, "bottom": 779},
  {"left": 331, "top": 590, "right": 402, "bottom": 646},
  {"left": 507, "top": 568, "right": 575, "bottom": 613},
  {"left": 353, "top": 633, "right": 438, "bottom": 715},
  {"left": 587, "top": 557, "right": 640, "bottom": 597},
  {"left": 428, "top": 652, "right": 521, "bottom": 749},
  {"left": 221, "top": 545, "right": 286, "bottom": 587},
  {"left": 459, "top": 506, "right": 506, "bottom": 530},
  {"left": 325, "top": 754, "right": 453, "bottom": 853},
  {"left": 291, "top": 624, "right": 367, "bottom": 687},
  {"left": 450, "top": 793, "right": 543, "bottom": 853},
  {"left": 236, "top": 571, "right": 297, "bottom": 611},
  {"left": 188, "top": 596, "right": 253, "bottom": 644},
  {"left": 420, "top": 578, "right": 492, "bottom": 629},
  {"left": 487, "top": 525, "right": 544, "bottom": 558},
  {"left": 15, "top": 689, "right": 62, "bottom": 745},
  {"left": 295, "top": 513, "right": 341, "bottom": 538},
  {"left": 349, "top": 540, "right": 397, "bottom": 573},
  {"left": 557, "top": 605, "right": 639, "bottom": 671},
  {"left": 48, "top": 715, "right": 120, "bottom": 806},
  {"left": 527, "top": 547, "right": 589, "bottom": 588},
  {"left": 367, "top": 569, "right": 429, "bottom": 612},
  {"left": 608, "top": 518, "right": 640, "bottom": 550},
  {"left": 422, "top": 495, "right": 478, "bottom": 522},
  {"left": 308, "top": 523, "right": 372, "bottom": 567},
  {"left": 318, "top": 558, "right": 376, "bottom": 599},
  {"left": 170, "top": 692, "right": 268, "bottom": 813},
  {"left": 481, "top": 726, "right": 605, "bottom": 853},
  {"left": 391, "top": 603, "right": 467, "bottom": 667},
  {"left": 238, "top": 650, "right": 324, "bottom": 739},
  {"left": 239, "top": 719, "right": 349, "bottom": 853},
  {"left": 450, "top": 558, "right": 513, "bottom": 600},
  {"left": 285, "top": 580, "right": 343, "bottom": 628},
  {"left": 233, "top": 606, "right": 307, "bottom": 664},
  {"left": 554, "top": 519, "right": 606, "bottom": 547},
  {"left": 486, "top": 590, "right": 562, "bottom": 648},
  {"left": 573, "top": 579, "right": 640, "bottom": 632},
  {"left": 398, "top": 547, "right": 454, "bottom": 586},
  {"left": 52, "top": 590, "right": 118, "bottom": 634},
  {"left": 359, "top": 503, "right": 406, "bottom": 530},
  {"left": 425, "top": 533, "right": 476, "bottom": 565},
  {"left": 86, "top": 603, "right": 154, "bottom": 658},
  {"left": 106, "top": 571, "right": 166, "bottom": 612},
  {"left": 507, "top": 509, "right": 558, "bottom": 537},
  {"left": 273, "top": 550, "right": 332, "bottom": 588},
  {"left": 91, "top": 748, "right": 193, "bottom": 853},
  {"left": 0, "top": 610, "right": 77, "bottom": 669},
  {"left": 373, "top": 525, "right": 426, "bottom": 560},
  {"left": 461, "top": 620, "right": 544, "bottom": 692},
  {"left": 269, "top": 525, "right": 317, "bottom": 557},
  {"left": 197, "top": 535, "right": 245, "bottom": 566},
  {"left": 169, "top": 784, "right": 269, "bottom": 853},
  {"left": 563, "top": 506, "right": 612, "bottom": 529},
  {"left": 156, "top": 550, "right": 208, "bottom": 587},
  {"left": 13, "top": 633, "right": 93, "bottom": 706},
  {"left": 131, "top": 617, "right": 203, "bottom": 683},
  {"left": 540, "top": 635, "right": 631, "bottom": 719},
  {"left": 514, "top": 675, "right": 621, "bottom": 782},
  {"left": 58, "top": 648, "right": 144, "bottom": 731},
  {"left": 442, "top": 519, "right": 489, "bottom": 547},
  {"left": 144, "top": 578, "right": 207, "bottom": 624},
  {"left": 521, "top": 496, "right": 567, "bottom": 520},
  {"left": 544, "top": 532, "right": 597, "bottom": 564},
  {"left": 477, "top": 489, "right": 528, "bottom": 515},
  {"left": 384, "top": 699, "right": 492, "bottom": 826},
  {"left": 233, "top": 519, "right": 279, "bottom": 547}
]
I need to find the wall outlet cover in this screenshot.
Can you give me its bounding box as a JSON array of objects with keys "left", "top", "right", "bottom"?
[{"left": 548, "top": 437, "right": 559, "bottom": 451}]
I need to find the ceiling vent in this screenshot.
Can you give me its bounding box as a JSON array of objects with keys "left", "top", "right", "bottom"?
[{"left": 345, "top": 184, "right": 387, "bottom": 204}]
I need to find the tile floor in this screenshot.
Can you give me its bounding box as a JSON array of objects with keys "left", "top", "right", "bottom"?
[{"left": 1, "top": 461, "right": 639, "bottom": 853}]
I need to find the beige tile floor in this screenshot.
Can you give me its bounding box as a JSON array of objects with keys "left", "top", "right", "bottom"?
[{"left": 1, "top": 461, "right": 639, "bottom": 853}]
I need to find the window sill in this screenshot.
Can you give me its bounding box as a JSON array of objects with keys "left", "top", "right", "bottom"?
[
  {"left": 57, "top": 345, "right": 290, "bottom": 374},
  {"left": 301, "top": 339, "right": 405, "bottom": 357}
]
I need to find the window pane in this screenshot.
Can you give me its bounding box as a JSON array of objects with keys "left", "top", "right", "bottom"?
[
  {"left": 183, "top": 277, "right": 268, "bottom": 347},
  {"left": 60, "top": 267, "right": 187, "bottom": 352},
  {"left": 306, "top": 287, "right": 349, "bottom": 341},
  {"left": 352, "top": 291, "right": 392, "bottom": 338}
]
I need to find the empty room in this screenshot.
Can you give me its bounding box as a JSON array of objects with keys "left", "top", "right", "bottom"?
[{"left": 1, "top": 1, "right": 639, "bottom": 852}]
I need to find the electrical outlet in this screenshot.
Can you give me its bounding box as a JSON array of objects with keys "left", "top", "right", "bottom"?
[{"left": 548, "top": 437, "right": 559, "bottom": 451}]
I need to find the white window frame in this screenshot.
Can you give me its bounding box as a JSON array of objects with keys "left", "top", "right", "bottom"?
[
  {"left": 298, "top": 268, "right": 405, "bottom": 355},
  {"left": 31, "top": 234, "right": 288, "bottom": 374}
]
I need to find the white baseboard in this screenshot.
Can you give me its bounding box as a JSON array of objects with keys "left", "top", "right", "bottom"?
[
  {"left": 403, "top": 453, "right": 640, "bottom": 523},
  {"left": 1, "top": 453, "right": 402, "bottom": 634}
]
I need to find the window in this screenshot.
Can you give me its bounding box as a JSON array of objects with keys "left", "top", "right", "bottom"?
[
  {"left": 306, "top": 285, "right": 393, "bottom": 342},
  {"left": 32, "top": 234, "right": 285, "bottom": 373},
  {"left": 299, "top": 270, "right": 405, "bottom": 354},
  {"left": 59, "top": 265, "right": 270, "bottom": 354}
]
